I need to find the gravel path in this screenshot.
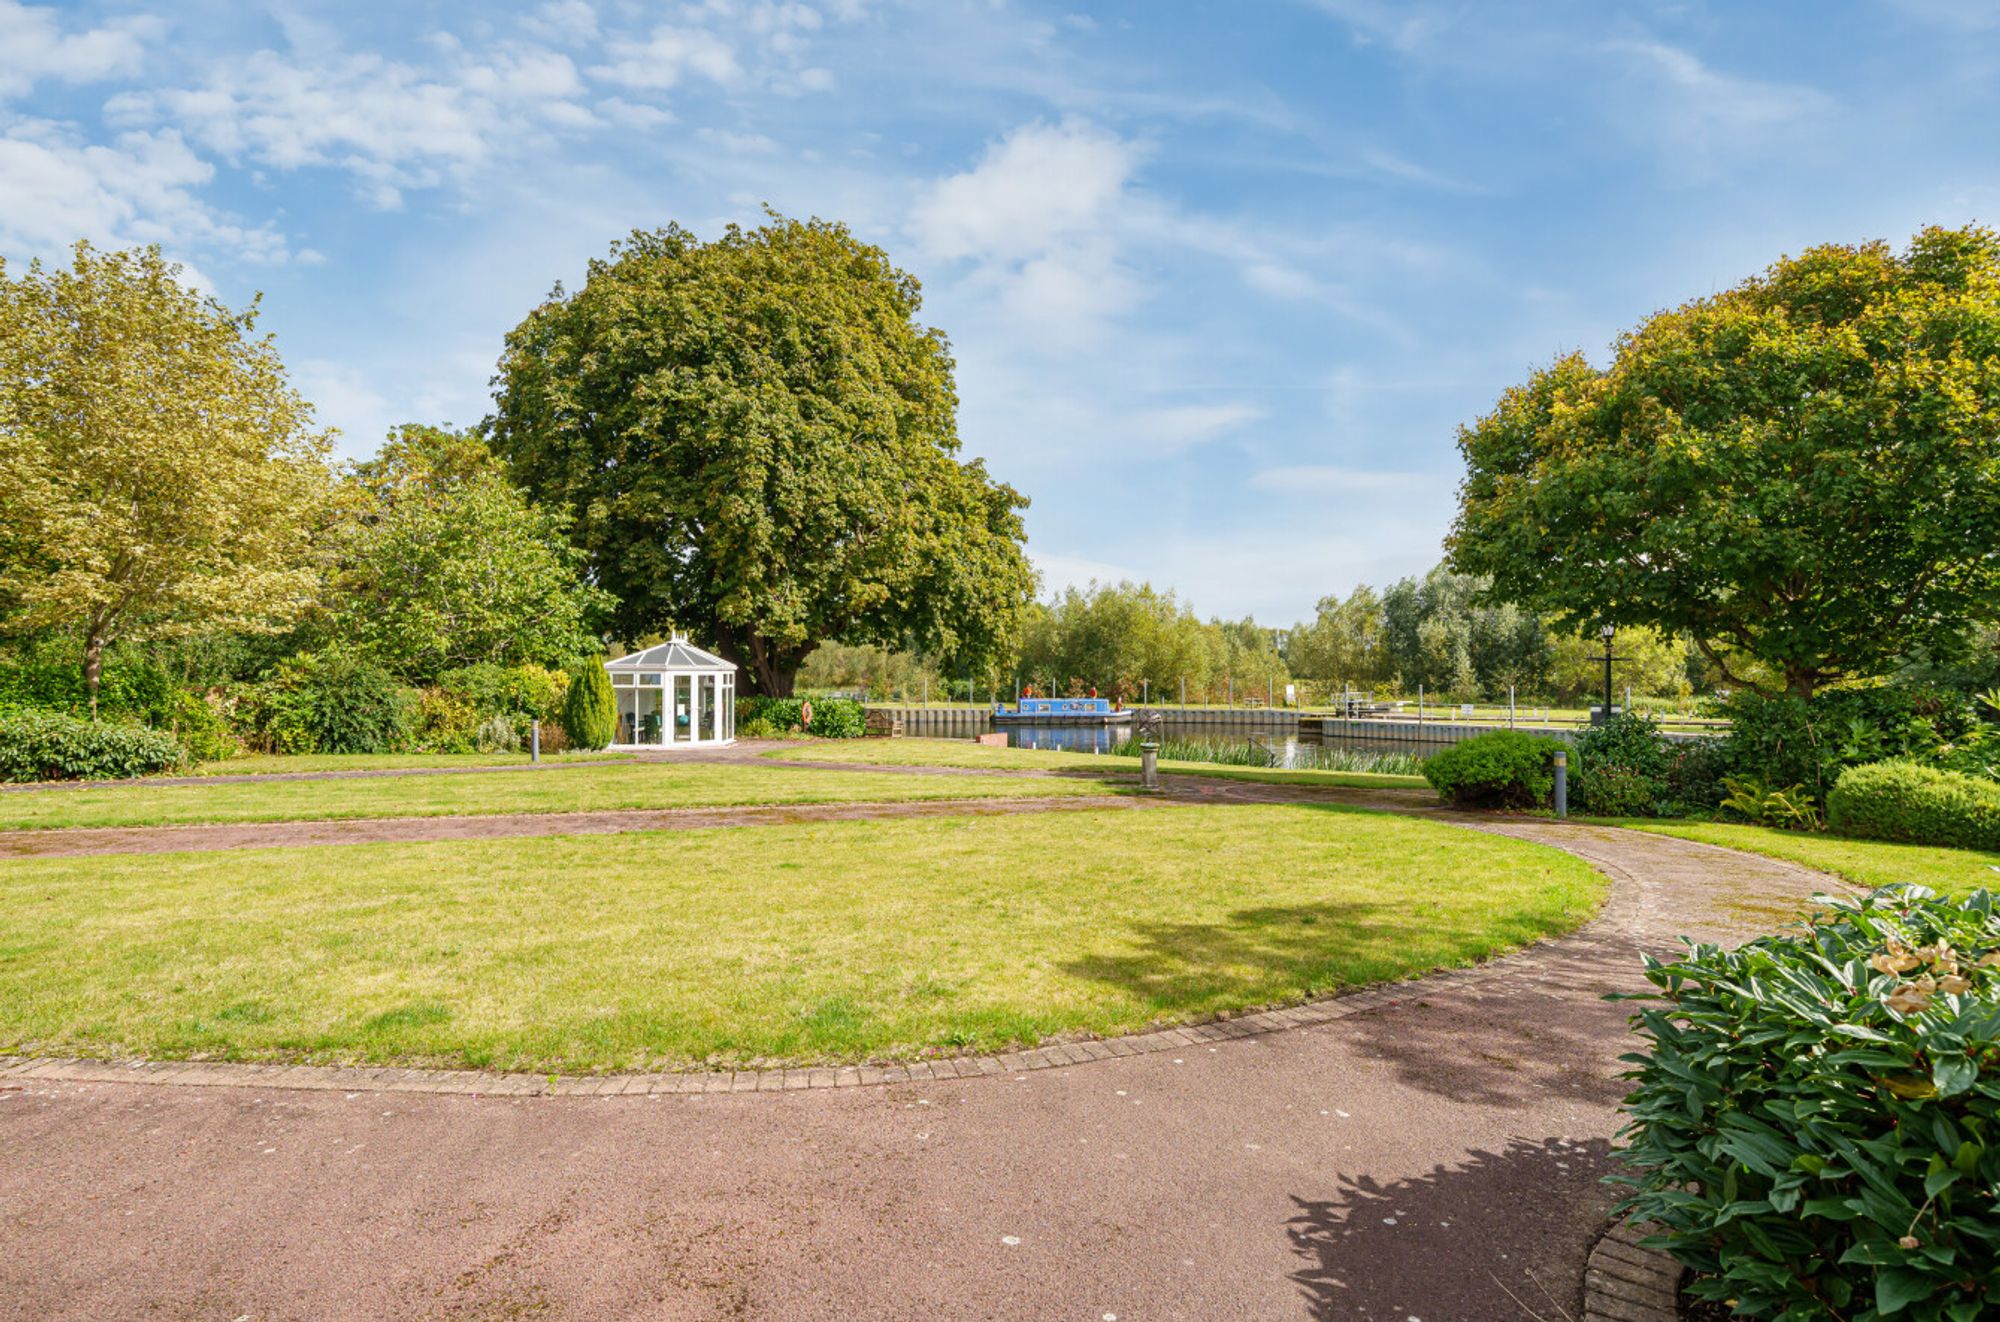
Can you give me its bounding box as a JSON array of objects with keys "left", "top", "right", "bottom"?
[{"left": 0, "top": 786, "right": 1839, "bottom": 1320}]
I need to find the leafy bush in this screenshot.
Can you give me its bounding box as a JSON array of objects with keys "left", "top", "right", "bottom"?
[
  {"left": 738, "top": 717, "right": 779, "bottom": 739},
  {"left": 0, "top": 639, "right": 176, "bottom": 723},
  {"left": 166, "top": 689, "right": 243, "bottom": 763},
  {"left": 806, "top": 697, "right": 865, "bottom": 738},
  {"left": 1420, "top": 730, "right": 1566, "bottom": 809},
  {"left": 1933, "top": 726, "right": 2000, "bottom": 783},
  {"left": 0, "top": 708, "right": 186, "bottom": 782},
  {"left": 249, "top": 650, "right": 414, "bottom": 755},
  {"left": 410, "top": 687, "right": 481, "bottom": 753},
  {"left": 1666, "top": 737, "right": 1730, "bottom": 813},
  {"left": 1828, "top": 762, "right": 2000, "bottom": 853},
  {"left": 1574, "top": 713, "right": 1673, "bottom": 816},
  {"left": 561, "top": 661, "right": 616, "bottom": 750},
  {"left": 1614, "top": 886, "right": 2000, "bottom": 1320},
  {"left": 1722, "top": 686, "right": 1979, "bottom": 799},
  {"left": 473, "top": 715, "right": 520, "bottom": 753},
  {"left": 436, "top": 663, "right": 569, "bottom": 725},
  {"left": 736, "top": 696, "right": 865, "bottom": 738},
  {"left": 1720, "top": 776, "right": 1824, "bottom": 830}
]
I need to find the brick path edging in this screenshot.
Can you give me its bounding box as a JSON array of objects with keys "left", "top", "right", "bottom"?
[
  {"left": 1583, "top": 1217, "right": 1684, "bottom": 1322},
  {"left": 0, "top": 935, "right": 1559, "bottom": 1099}
]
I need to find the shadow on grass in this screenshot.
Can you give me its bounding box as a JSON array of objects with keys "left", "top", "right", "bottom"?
[{"left": 1287, "top": 1136, "right": 1617, "bottom": 1321}]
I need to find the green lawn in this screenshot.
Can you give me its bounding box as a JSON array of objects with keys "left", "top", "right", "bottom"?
[
  {"left": 195, "top": 751, "right": 629, "bottom": 775},
  {"left": 0, "top": 760, "right": 1114, "bottom": 832},
  {"left": 0, "top": 804, "right": 1603, "bottom": 1072},
  {"left": 1614, "top": 820, "right": 2000, "bottom": 898},
  {"left": 768, "top": 737, "right": 1429, "bottom": 790}
]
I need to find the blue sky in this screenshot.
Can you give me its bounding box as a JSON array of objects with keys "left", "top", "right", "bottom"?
[{"left": 5, "top": 1, "right": 1998, "bottom": 623}]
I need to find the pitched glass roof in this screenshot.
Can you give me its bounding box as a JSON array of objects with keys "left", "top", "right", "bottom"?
[{"left": 604, "top": 635, "right": 735, "bottom": 672}]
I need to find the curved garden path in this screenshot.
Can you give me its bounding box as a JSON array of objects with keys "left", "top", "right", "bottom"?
[{"left": 0, "top": 761, "right": 1843, "bottom": 1320}]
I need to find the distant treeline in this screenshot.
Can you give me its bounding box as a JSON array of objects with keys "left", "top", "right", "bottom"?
[{"left": 800, "top": 567, "right": 1711, "bottom": 705}]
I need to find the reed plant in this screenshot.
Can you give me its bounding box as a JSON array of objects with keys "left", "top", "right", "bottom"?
[{"left": 1111, "top": 737, "right": 1423, "bottom": 776}]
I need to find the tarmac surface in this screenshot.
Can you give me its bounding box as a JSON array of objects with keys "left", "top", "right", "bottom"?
[{"left": 0, "top": 761, "right": 1840, "bottom": 1320}]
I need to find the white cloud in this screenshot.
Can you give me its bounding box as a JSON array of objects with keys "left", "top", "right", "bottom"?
[
  {"left": 911, "top": 119, "right": 1137, "bottom": 263},
  {"left": 106, "top": 45, "right": 595, "bottom": 208},
  {"left": 523, "top": 0, "right": 599, "bottom": 44},
  {"left": 1609, "top": 41, "right": 1831, "bottom": 135},
  {"left": 698, "top": 127, "right": 781, "bottom": 154},
  {"left": 1245, "top": 464, "right": 1425, "bottom": 494},
  {"left": 0, "top": 120, "right": 288, "bottom": 265},
  {"left": 0, "top": 2, "right": 161, "bottom": 99},
  {"left": 591, "top": 25, "right": 741, "bottom": 89},
  {"left": 910, "top": 119, "right": 1147, "bottom": 344},
  {"left": 1129, "top": 402, "right": 1265, "bottom": 452}
]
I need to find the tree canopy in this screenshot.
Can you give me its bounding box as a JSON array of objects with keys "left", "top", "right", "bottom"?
[
  {"left": 322, "top": 425, "right": 610, "bottom": 679},
  {"left": 1449, "top": 225, "right": 2000, "bottom": 699},
  {"left": 0, "top": 243, "right": 332, "bottom": 706},
  {"left": 1015, "top": 580, "right": 1287, "bottom": 703},
  {"left": 487, "top": 213, "right": 1036, "bottom": 696}
]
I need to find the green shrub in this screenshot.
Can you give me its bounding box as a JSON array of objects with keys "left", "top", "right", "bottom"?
[
  {"left": 1722, "top": 686, "right": 1979, "bottom": 798},
  {"left": 1613, "top": 886, "right": 2000, "bottom": 1320},
  {"left": 738, "top": 716, "right": 779, "bottom": 739},
  {"left": 249, "top": 650, "right": 414, "bottom": 755},
  {"left": 437, "top": 663, "right": 569, "bottom": 724},
  {"left": 1828, "top": 762, "right": 2000, "bottom": 852},
  {"left": 0, "top": 639, "right": 176, "bottom": 723},
  {"left": 735, "top": 696, "right": 863, "bottom": 738},
  {"left": 1574, "top": 713, "right": 1673, "bottom": 816},
  {"left": 411, "top": 687, "right": 481, "bottom": 753},
  {"left": 1665, "top": 737, "right": 1730, "bottom": 813},
  {"left": 166, "top": 689, "right": 243, "bottom": 763},
  {"left": 473, "top": 715, "right": 520, "bottom": 753},
  {"left": 561, "top": 661, "right": 616, "bottom": 750},
  {"left": 1420, "top": 730, "right": 1566, "bottom": 809},
  {"left": 1721, "top": 775, "right": 1824, "bottom": 831},
  {"left": 0, "top": 708, "right": 186, "bottom": 782},
  {"left": 805, "top": 697, "right": 865, "bottom": 738},
  {"left": 738, "top": 696, "right": 804, "bottom": 731}
]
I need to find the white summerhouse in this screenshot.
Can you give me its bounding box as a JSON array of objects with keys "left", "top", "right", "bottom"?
[{"left": 605, "top": 636, "right": 736, "bottom": 748}]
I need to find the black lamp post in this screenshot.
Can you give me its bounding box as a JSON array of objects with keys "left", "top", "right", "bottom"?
[{"left": 1598, "top": 623, "right": 1618, "bottom": 725}]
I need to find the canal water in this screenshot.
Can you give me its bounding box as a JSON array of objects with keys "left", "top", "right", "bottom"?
[{"left": 895, "top": 711, "right": 1447, "bottom": 762}]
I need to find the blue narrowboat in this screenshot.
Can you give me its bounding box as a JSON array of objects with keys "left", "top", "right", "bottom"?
[{"left": 992, "top": 697, "right": 1134, "bottom": 726}]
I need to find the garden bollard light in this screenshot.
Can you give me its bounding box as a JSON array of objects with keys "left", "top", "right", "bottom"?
[
  {"left": 531, "top": 720, "right": 540, "bottom": 763},
  {"left": 1552, "top": 749, "right": 1567, "bottom": 818},
  {"left": 1140, "top": 739, "right": 1160, "bottom": 792}
]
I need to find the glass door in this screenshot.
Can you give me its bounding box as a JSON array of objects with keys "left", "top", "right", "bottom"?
[{"left": 673, "top": 675, "right": 693, "bottom": 743}]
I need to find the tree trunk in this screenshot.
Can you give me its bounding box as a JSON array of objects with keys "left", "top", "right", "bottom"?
[
  {"left": 718, "top": 626, "right": 804, "bottom": 696},
  {"left": 83, "top": 631, "right": 104, "bottom": 719}
]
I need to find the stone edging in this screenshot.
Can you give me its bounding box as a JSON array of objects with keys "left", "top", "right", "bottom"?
[{"left": 1583, "top": 1218, "right": 1683, "bottom": 1322}]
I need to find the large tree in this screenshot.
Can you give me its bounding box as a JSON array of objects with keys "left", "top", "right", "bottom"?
[
  {"left": 324, "top": 425, "right": 611, "bottom": 679},
  {"left": 1450, "top": 226, "right": 2000, "bottom": 699},
  {"left": 487, "top": 214, "right": 1036, "bottom": 696},
  {"left": 0, "top": 244, "right": 332, "bottom": 709}
]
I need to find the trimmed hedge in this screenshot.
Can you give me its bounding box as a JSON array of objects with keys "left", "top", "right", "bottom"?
[
  {"left": 1420, "top": 729, "right": 1566, "bottom": 809},
  {"left": 0, "top": 708, "right": 186, "bottom": 782},
  {"left": 1615, "top": 885, "right": 2000, "bottom": 1320},
  {"left": 1828, "top": 761, "right": 2000, "bottom": 852}
]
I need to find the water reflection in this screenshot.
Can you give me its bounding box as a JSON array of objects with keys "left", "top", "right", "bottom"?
[{"left": 1001, "top": 722, "right": 1433, "bottom": 763}]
